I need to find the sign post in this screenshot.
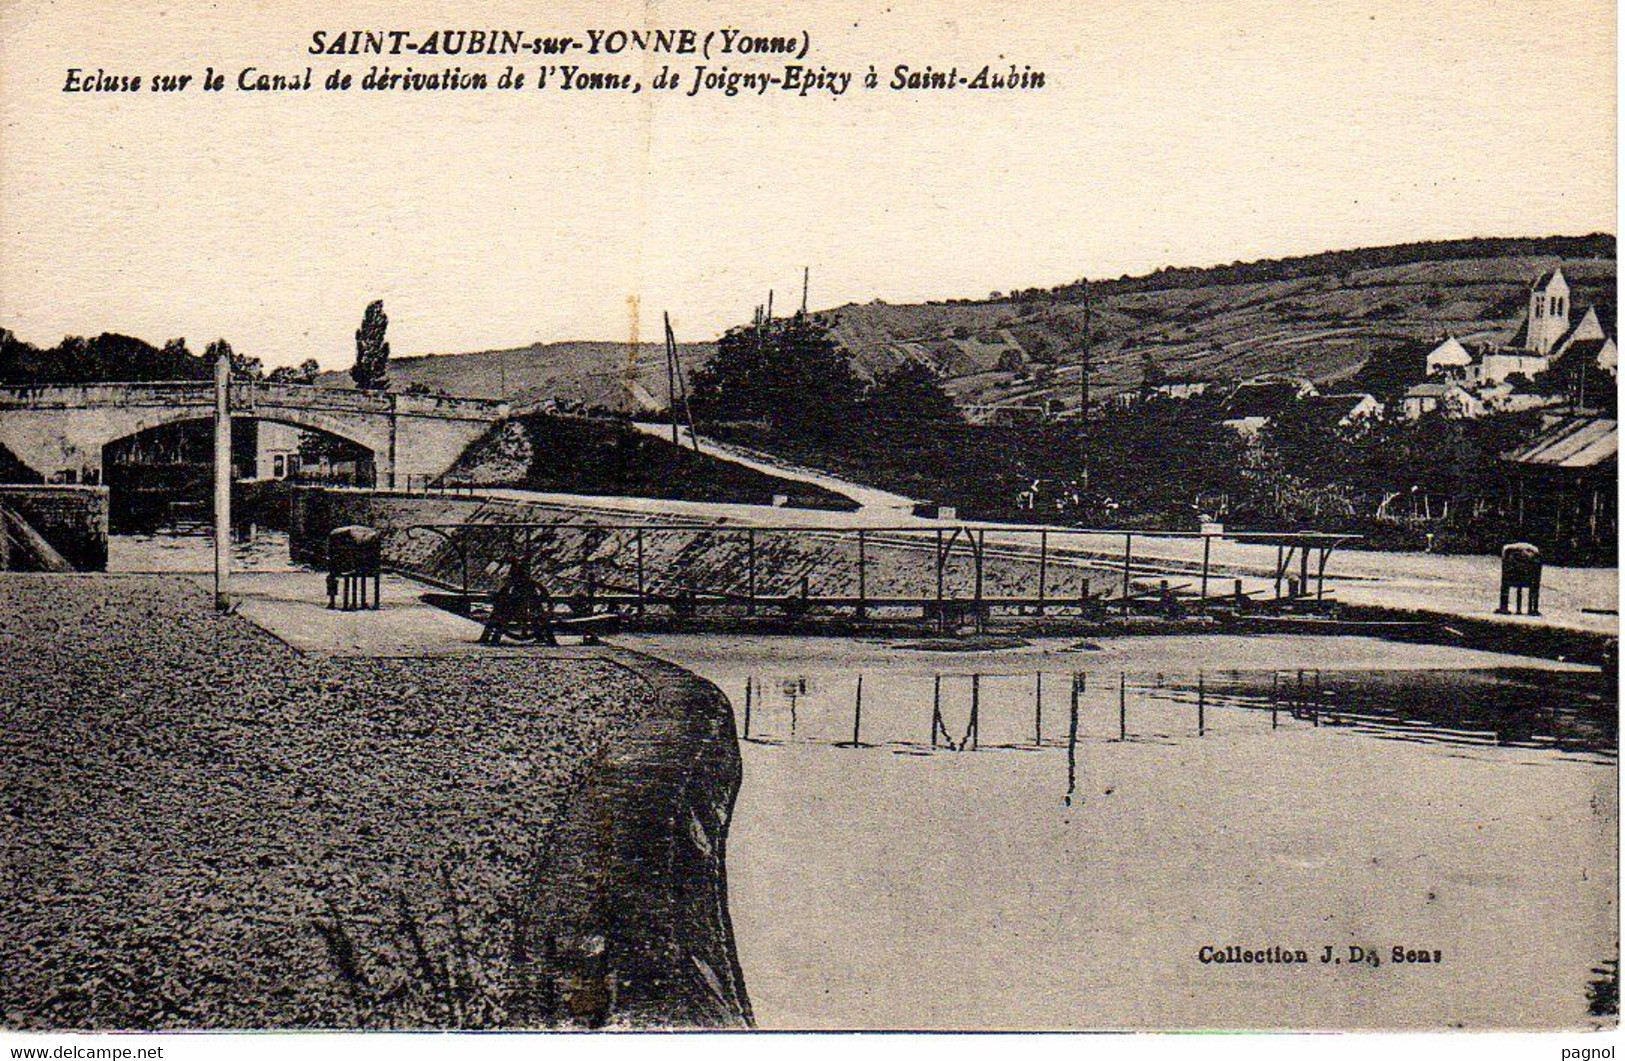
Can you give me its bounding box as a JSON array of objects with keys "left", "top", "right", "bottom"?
[{"left": 213, "top": 351, "right": 231, "bottom": 610}]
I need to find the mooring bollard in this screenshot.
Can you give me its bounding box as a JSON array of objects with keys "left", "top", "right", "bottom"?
[
  {"left": 1034, "top": 671, "right": 1044, "bottom": 747},
  {"left": 1198, "top": 671, "right": 1205, "bottom": 736},
  {"left": 850, "top": 673, "right": 864, "bottom": 747},
  {"left": 932, "top": 674, "right": 942, "bottom": 748},
  {"left": 1066, "top": 673, "right": 1081, "bottom": 806},
  {"left": 969, "top": 673, "right": 981, "bottom": 750}
]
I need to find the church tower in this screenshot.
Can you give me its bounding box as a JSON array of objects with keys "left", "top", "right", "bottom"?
[{"left": 1525, "top": 267, "right": 1571, "bottom": 355}]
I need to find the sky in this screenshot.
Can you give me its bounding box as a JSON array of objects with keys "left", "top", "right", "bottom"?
[{"left": 0, "top": 0, "right": 1616, "bottom": 369}]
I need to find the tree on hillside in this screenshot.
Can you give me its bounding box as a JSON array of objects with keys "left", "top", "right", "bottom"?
[
  {"left": 688, "top": 313, "right": 865, "bottom": 436},
  {"left": 267, "top": 358, "right": 321, "bottom": 385},
  {"left": 1348, "top": 339, "right": 1428, "bottom": 401},
  {"left": 201, "top": 337, "right": 263, "bottom": 381},
  {"left": 1137, "top": 350, "right": 1169, "bottom": 398},
  {"left": 1072, "top": 397, "right": 1246, "bottom": 522},
  {"left": 351, "top": 300, "right": 391, "bottom": 391},
  {"left": 866, "top": 362, "right": 962, "bottom": 427},
  {"left": 205, "top": 338, "right": 233, "bottom": 373}
]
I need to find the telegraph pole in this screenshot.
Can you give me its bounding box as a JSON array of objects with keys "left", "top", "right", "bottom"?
[
  {"left": 664, "top": 312, "right": 680, "bottom": 447},
  {"left": 1077, "top": 280, "right": 1093, "bottom": 497},
  {"left": 212, "top": 350, "right": 232, "bottom": 610},
  {"left": 665, "top": 312, "right": 700, "bottom": 452},
  {"left": 1078, "top": 279, "right": 1092, "bottom": 423}
]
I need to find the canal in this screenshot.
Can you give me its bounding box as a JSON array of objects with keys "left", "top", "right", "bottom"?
[
  {"left": 101, "top": 529, "right": 1619, "bottom": 1030},
  {"left": 621, "top": 632, "right": 1617, "bottom": 1030}
]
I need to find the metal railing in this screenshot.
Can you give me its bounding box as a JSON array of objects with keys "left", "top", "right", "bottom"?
[{"left": 384, "top": 519, "right": 1359, "bottom": 631}]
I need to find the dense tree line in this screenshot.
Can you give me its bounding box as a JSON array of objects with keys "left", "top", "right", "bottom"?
[
  {"left": 0, "top": 297, "right": 387, "bottom": 387},
  {"left": 0, "top": 330, "right": 214, "bottom": 385},
  {"left": 687, "top": 313, "right": 1246, "bottom": 523},
  {"left": 0, "top": 329, "right": 321, "bottom": 385}
]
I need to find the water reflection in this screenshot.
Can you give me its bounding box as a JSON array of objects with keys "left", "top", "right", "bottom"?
[
  {"left": 694, "top": 644, "right": 1618, "bottom": 1030},
  {"left": 733, "top": 667, "right": 1617, "bottom": 775}
]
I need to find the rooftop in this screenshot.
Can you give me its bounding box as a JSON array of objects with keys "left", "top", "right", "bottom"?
[{"left": 1503, "top": 416, "right": 1618, "bottom": 469}]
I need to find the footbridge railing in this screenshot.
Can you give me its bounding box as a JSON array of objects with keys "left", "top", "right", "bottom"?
[{"left": 387, "top": 520, "right": 1360, "bottom": 632}]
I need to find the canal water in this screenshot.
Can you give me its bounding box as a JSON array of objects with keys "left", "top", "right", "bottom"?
[
  {"left": 621, "top": 633, "right": 1618, "bottom": 1031},
  {"left": 108, "top": 527, "right": 298, "bottom": 573}
]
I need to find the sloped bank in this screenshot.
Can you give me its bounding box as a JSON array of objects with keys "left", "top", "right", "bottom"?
[{"left": 512, "top": 649, "right": 753, "bottom": 1028}]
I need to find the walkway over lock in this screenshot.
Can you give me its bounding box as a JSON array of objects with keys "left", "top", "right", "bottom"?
[
  {"left": 0, "top": 380, "right": 508, "bottom": 487},
  {"left": 383, "top": 518, "right": 1360, "bottom": 633}
]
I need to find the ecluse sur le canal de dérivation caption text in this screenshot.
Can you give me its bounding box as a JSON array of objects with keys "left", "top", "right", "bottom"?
[{"left": 60, "top": 26, "right": 1048, "bottom": 99}]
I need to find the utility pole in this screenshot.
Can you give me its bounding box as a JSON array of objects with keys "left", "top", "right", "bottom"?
[
  {"left": 664, "top": 311, "right": 680, "bottom": 447},
  {"left": 801, "top": 266, "right": 810, "bottom": 315},
  {"left": 212, "top": 351, "right": 232, "bottom": 611},
  {"left": 665, "top": 312, "right": 700, "bottom": 452},
  {"left": 1077, "top": 280, "right": 1093, "bottom": 496},
  {"left": 1078, "top": 279, "right": 1092, "bottom": 423}
]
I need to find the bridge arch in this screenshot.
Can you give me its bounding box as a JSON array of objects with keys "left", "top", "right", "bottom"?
[
  {"left": 96, "top": 406, "right": 391, "bottom": 473},
  {"left": 99, "top": 414, "right": 381, "bottom": 532}
]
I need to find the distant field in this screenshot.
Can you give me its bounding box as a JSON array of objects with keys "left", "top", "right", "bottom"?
[
  {"left": 319, "top": 340, "right": 715, "bottom": 414},
  {"left": 329, "top": 236, "right": 1615, "bottom": 415},
  {"left": 823, "top": 252, "right": 1617, "bottom": 411}
]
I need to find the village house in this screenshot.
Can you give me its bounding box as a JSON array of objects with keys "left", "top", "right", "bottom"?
[
  {"left": 1218, "top": 376, "right": 1317, "bottom": 436},
  {"left": 1150, "top": 379, "right": 1212, "bottom": 400},
  {"left": 1296, "top": 392, "right": 1384, "bottom": 432},
  {"left": 1401, "top": 380, "right": 1485, "bottom": 420},
  {"left": 1423, "top": 334, "right": 1548, "bottom": 387},
  {"left": 1424, "top": 335, "right": 1473, "bottom": 375},
  {"left": 251, "top": 421, "right": 304, "bottom": 481},
  {"left": 1423, "top": 267, "right": 1617, "bottom": 398}
]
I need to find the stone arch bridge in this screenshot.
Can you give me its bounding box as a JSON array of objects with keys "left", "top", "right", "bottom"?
[{"left": 0, "top": 381, "right": 508, "bottom": 488}]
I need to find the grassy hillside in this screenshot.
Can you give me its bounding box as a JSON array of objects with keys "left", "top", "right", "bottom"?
[
  {"left": 820, "top": 236, "right": 1616, "bottom": 412},
  {"left": 330, "top": 235, "right": 1614, "bottom": 415},
  {"left": 443, "top": 413, "right": 856, "bottom": 511}
]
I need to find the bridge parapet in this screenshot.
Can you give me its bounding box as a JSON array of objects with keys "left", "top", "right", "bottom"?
[
  {"left": 0, "top": 381, "right": 508, "bottom": 421},
  {"left": 0, "top": 382, "right": 217, "bottom": 409},
  {"left": 387, "top": 390, "right": 510, "bottom": 421}
]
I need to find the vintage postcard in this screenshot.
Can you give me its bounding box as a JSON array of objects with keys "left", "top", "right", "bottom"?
[{"left": 0, "top": 0, "right": 1617, "bottom": 1044}]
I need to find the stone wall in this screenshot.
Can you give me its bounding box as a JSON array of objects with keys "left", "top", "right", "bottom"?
[
  {"left": 510, "top": 651, "right": 753, "bottom": 1028},
  {"left": 0, "top": 485, "right": 109, "bottom": 571}
]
